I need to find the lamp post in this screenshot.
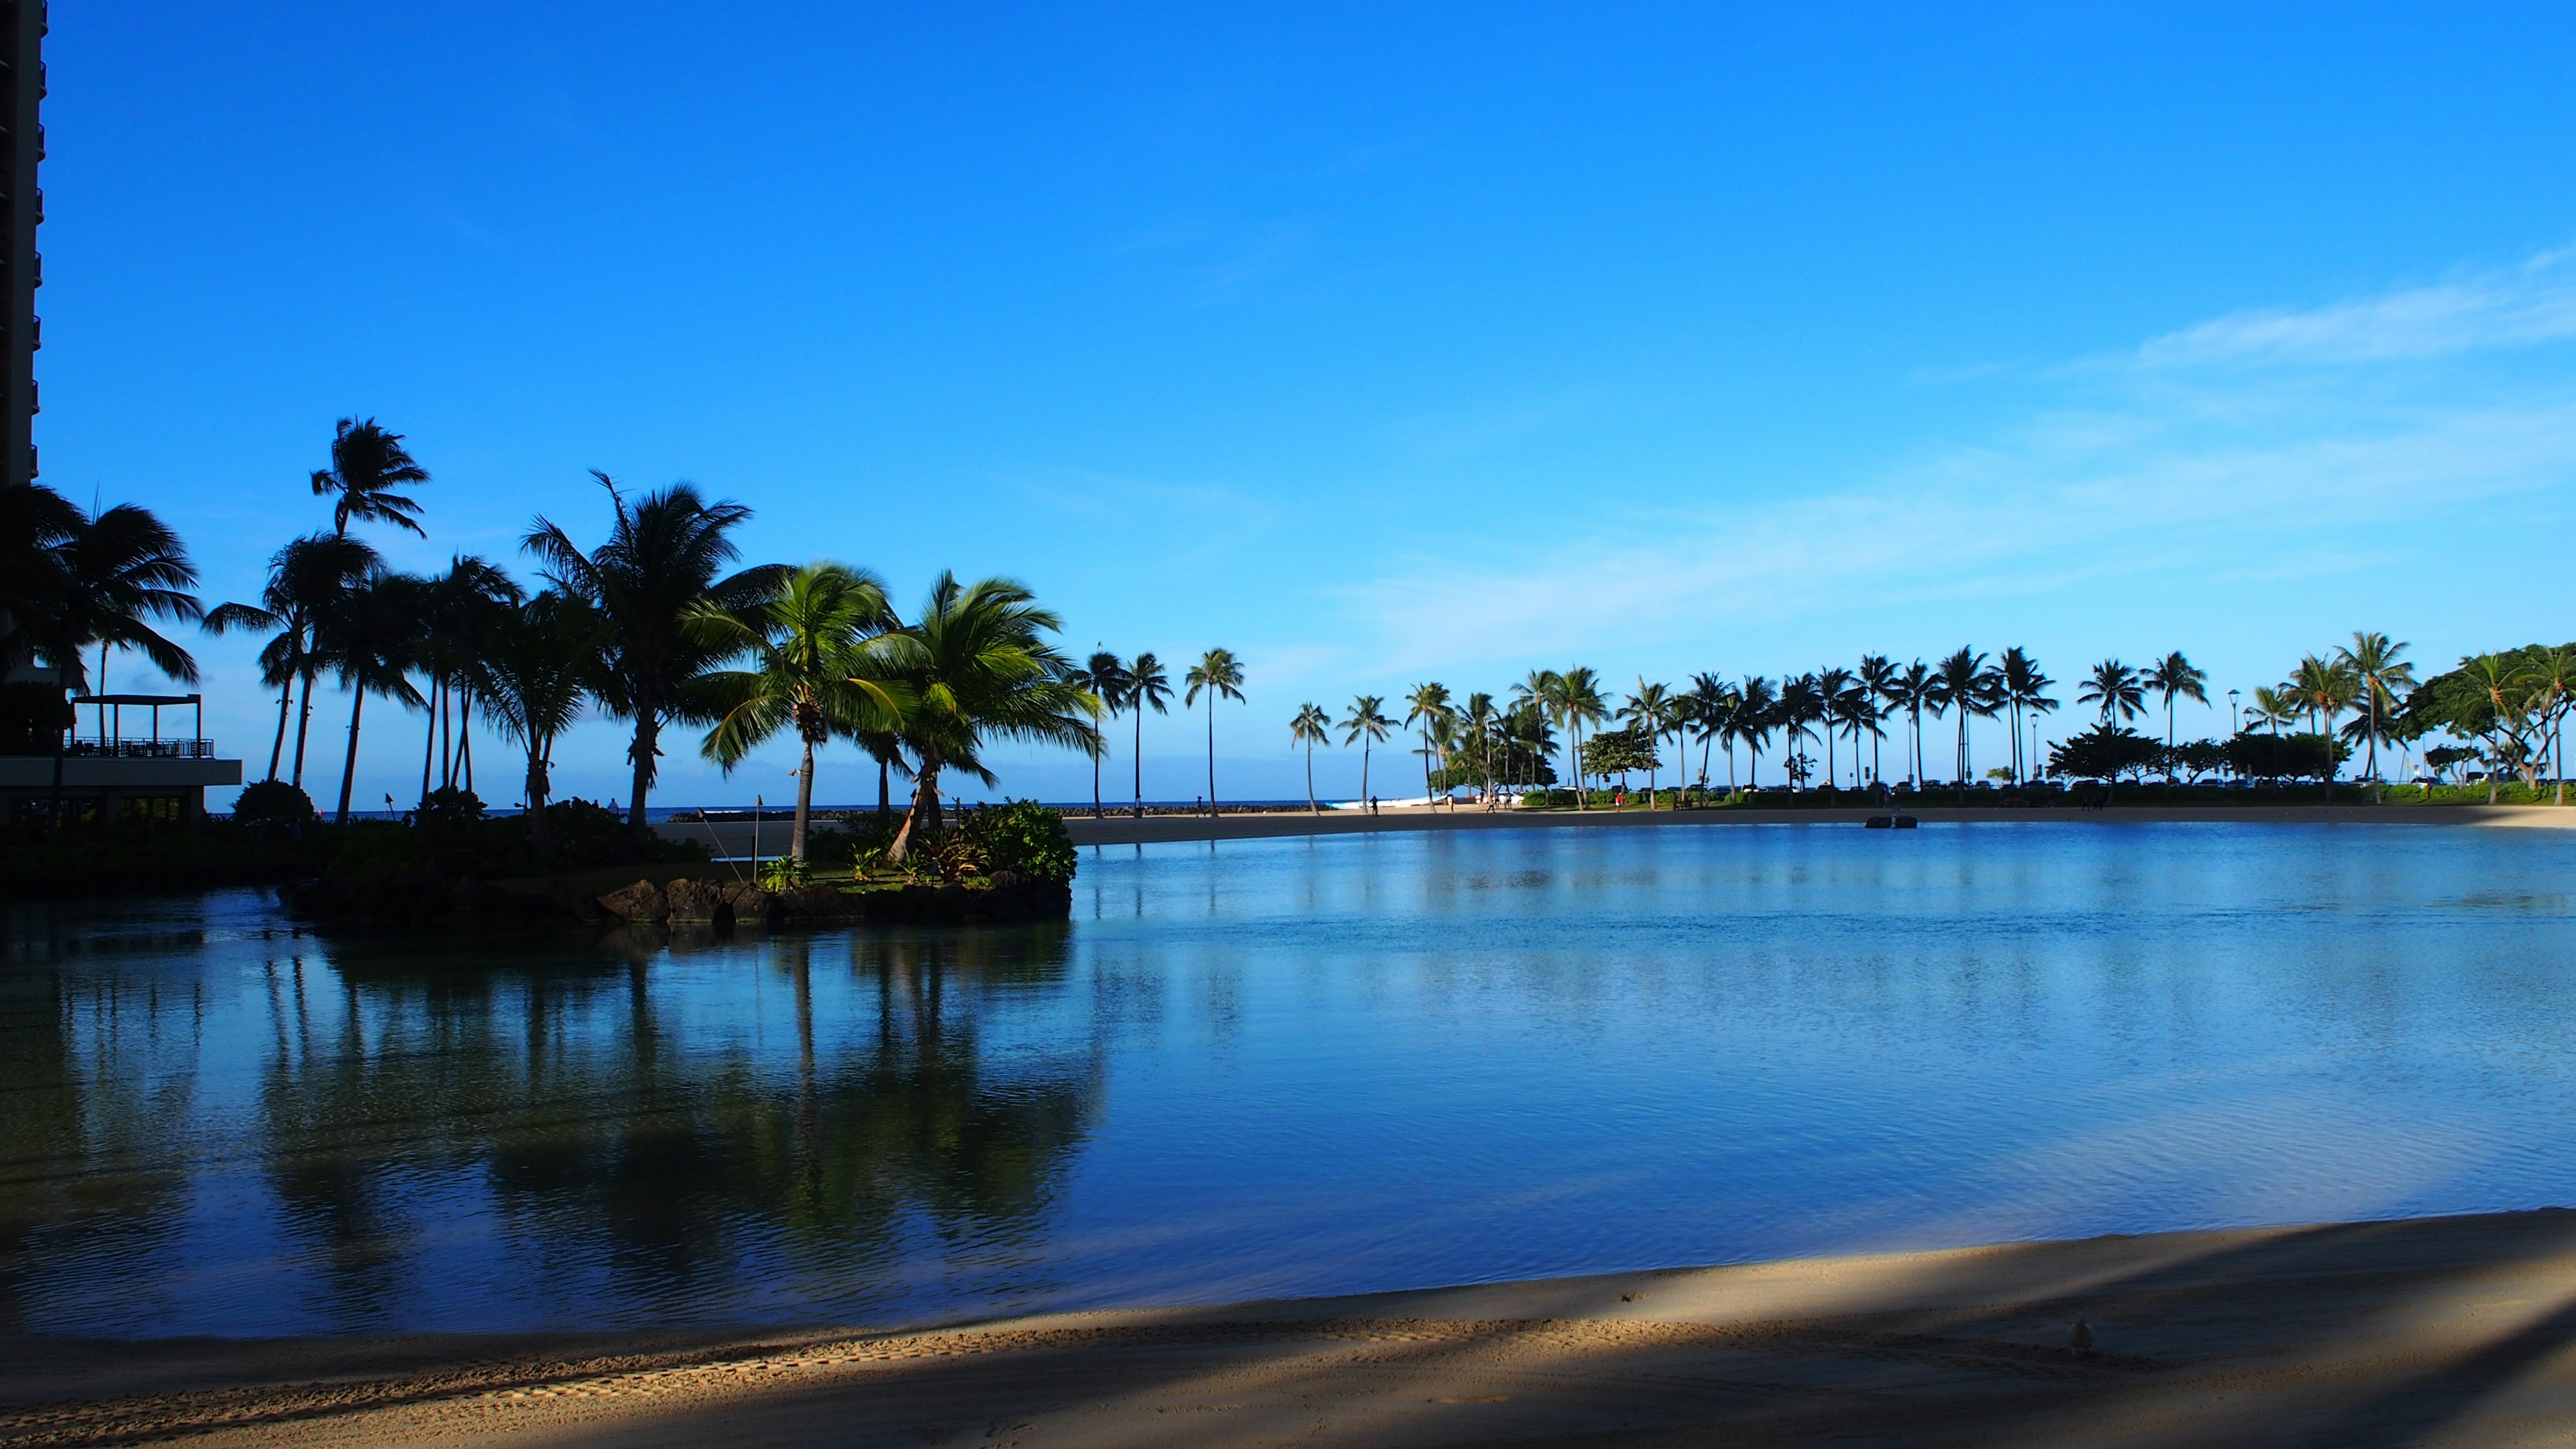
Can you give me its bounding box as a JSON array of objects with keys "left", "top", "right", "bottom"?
[{"left": 2229, "top": 688, "right": 2241, "bottom": 737}]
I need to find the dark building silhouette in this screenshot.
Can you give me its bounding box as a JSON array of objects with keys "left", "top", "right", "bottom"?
[{"left": 0, "top": 1, "right": 38, "bottom": 490}]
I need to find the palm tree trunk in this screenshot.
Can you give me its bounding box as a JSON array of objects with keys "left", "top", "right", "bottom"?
[
  {"left": 461, "top": 696, "right": 474, "bottom": 794},
  {"left": 1132, "top": 710, "right": 1144, "bottom": 818},
  {"left": 628, "top": 713, "right": 659, "bottom": 837},
  {"left": 792, "top": 736, "right": 815, "bottom": 861},
  {"left": 526, "top": 741, "right": 553, "bottom": 855},
  {"left": 292, "top": 669, "right": 317, "bottom": 787},
  {"left": 1305, "top": 741, "right": 1316, "bottom": 814},
  {"left": 268, "top": 678, "right": 292, "bottom": 782},
  {"left": 1204, "top": 700, "right": 1216, "bottom": 816},
  {"left": 887, "top": 760, "right": 942, "bottom": 863},
  {"left": 421, "top": 679, "right": 439, "bottom": 805},
  {"left": 1360, "top": 739, "right": 1371, "bottom": 806},
  {"left": 877, "top": 758, "right": 892, "bottom": 817},
  {"left": 1092, "top": 748, "right": 1102, "bottom": 819},
  {"left": 335, "top": 687, "right": 366, "bottom": 824}
]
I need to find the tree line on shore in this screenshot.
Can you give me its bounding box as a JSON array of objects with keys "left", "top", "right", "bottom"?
[{"left": 10, "top": 423, "right": 2575, "bottom": 857}]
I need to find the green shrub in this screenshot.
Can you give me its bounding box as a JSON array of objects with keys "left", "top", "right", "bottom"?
[{"left": 962, "top": 800, "right": 1077, "bottom": 883}]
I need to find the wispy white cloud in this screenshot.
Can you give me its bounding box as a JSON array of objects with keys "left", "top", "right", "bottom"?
[
  {"left": 2135, "top": 247, "right": 2576, "bottom": 366},
  {"left": 1318, "top": 245, "right": 2576, "bottom": 680}
]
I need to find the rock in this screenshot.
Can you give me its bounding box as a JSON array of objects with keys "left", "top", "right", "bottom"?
[
  {"left": 663, "top": 877, "right": 723, "bottom": 922},
  {"left": 720, "top": 881, "right": 773, "bottom": 926},
  {"left": 596, "top": 879, "right": 667, "bottom": 923}
]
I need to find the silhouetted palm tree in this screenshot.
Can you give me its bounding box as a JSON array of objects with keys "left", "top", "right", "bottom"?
[
  {"left": 478, "top": 590, "right": 602, "bottom": 855},
  {"left": 1073, "top": 651, "right": 1132, "bottom": 818},
  {"left": 413, "top": 555, "right": 523, "bottom": 801},
  {"left": 523, "top": 474, "right": 782, "bottom": 836},
  {"left": 1858, "top": 654, "right": 1899, "bottom": 786},
  {"left": 310, "top": 417, "right": 431, "bottom": 537},
  {"left": 2145, "top": 651, "right": 2208, "bottom": 782},
  {"left": 1559, "top": 667, "right": 1606, "bottom": 804},
  {"left": 1893, "top": 660, "right": 1935, "bottom": 786},
  {"left": 1736, "top": 675, "right": 1778, "bottom": 786},
  {"left": 1813, "top": 667, "right": 1854, "bottom": 788},
  {"left": 1619, "top": 680, "right": 1673, "bottom": 806},
  {"left": 1341, "top": 695, "right": 1393, "bottom": 805},
  {"left": 874, "top": 572, "right": 1100, "bottom": 862},
  {"left": 1124, "top": 652, "right": 1171, "bottom": 818},
  {"left": 0, "top": 481, "right": 78, "bottom": 670},
  {"left": 1289, "top": 702, "right": 1332, "bottom": 814},
  {"left": 48, "top": 500, "right": 204, "bottom": 695},
  {"left": 1935, "top": 648, "right": 2000, "bottom": 797},
  {"left": 2078, "top": 659, "right": 2145, "bottom": 730},
  {"left": 318, "top": 569, "right": 427, "bottom": 822},
  {"left": 205, "top": 533, "right": 379, "bottom": 782},
  {"left": 1998, "top": 648, "right": 2056, "bottom": 785},
  {"left": 1185, "top": 648, "right": 1245, "bottom": 815},
  {"left": 695, "top": 564, "right": 904, "bottom": 860}
]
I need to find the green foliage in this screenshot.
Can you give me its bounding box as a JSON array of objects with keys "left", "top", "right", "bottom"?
[
  {"left": 968, "top": 800, "right": 1078, "bottom": 883},
  {"left": 2222, "top": 730, "right": 2346, "bottom": 781},
  {"left": 231, "top": 780, "right": 316, "bottom": 831},
  {"left": 1578, "top": 726, "right": 1660, "bottom": 779},
  {"left": 757, "top": 855, "right": 808, "bottom": 891},
  {"left": 2048, "top": 724, "right": 2161, "bottom": 781}
]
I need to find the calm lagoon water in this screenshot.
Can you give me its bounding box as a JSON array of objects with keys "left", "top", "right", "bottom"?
[{"left": 8, "top": 821, "right": 2576, "bottom": 1337}]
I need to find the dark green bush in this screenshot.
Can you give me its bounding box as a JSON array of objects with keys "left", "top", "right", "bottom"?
[
  {"left": 969, "top": 800, "right": 1077, "bottom": 883},
  {"left": 231, "top": 780, "right": 315, "bottom": 833}
]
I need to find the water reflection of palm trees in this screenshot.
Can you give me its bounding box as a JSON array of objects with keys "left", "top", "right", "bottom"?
[{"left": 7, "top": 918, "right": 1099, "bottom": 1332}]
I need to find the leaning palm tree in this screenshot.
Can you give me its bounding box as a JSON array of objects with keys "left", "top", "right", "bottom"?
[
  {"left": 205, "top": 533, "right": 380, "bottom": 782},
  {"left": 310, "top": 417, "right": 431, "bottom": 537},
  {"left": 317, "top": 569, "right": 427, "bottom": 822},
  {"left": 875, "top": 572, "right": 1101, "bottom": 863},
  {"left": 1073, "top": 651, "right": 1132, "bottom": 818},
  {"left": 1289, "top": 703, "right": 1333, "bottom": 814},
  {"left": 1341, "top": 694, "right": 1394, "bottom": 804},
  {"left": 523, "top": 474, "right": 782, "bottom": 837},
  {"left": 2524, "top": 645, "right": 2576, "bottom": 806},
  {"left": 2145, "top": 651, "right": 2208, "bottom": 782},
  {"left": 2334, "top": 632, "right": 2414, "bottom": 797},
  {"left": 1124, "top": 652, "right": 1171, "bottom": 818},
  {"left": 479, "top": 591, "right": 603, "bottom": 855},
  {"left": 694, "top": 563, "right": 906, "bottom": 861},
  {"left": 1403, "top": 682, "right": 1454, "bottom": 805},
  {"left": 45, "top": 500, "right": 204, "bottom": 695},
  {"left": 1184, "top": 649, "right": 1246, "bottom": 815}
]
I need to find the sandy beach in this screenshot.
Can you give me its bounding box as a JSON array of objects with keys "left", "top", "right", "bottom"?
[{"left": 11, "top": 1209, "right": 2576, "bottom": 1447}]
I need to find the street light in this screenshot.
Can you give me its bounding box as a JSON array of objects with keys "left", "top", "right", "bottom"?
[{"left": 2229, "top": 688, "right": 2241, "bottom": 737}]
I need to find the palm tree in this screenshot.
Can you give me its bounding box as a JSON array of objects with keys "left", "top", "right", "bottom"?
[
  {"left": 1289, "top": 703, "right": 1332, "bottom": 814},
  {"left": 1934, "top": 648, "right": 1999, "bottom": 798},
  {"left": 1829, "top": 679, "right": 1880, "bottom": 788},
  {"left": 310, "top": 417, "right": 431, "bottom": 537},
  {"left": 0, "top": 481, "right": 78, "bottom": 670},
  {"left": 1404, "top": 681, "right": 1454, "bottom": 806},
  {"left": 1184, "top": 648, "right": 1245, "bottom": 815},
  {"left": 2251, "top": 686, "right": 2296, "bottom": 737},
  {"left": 2144, "top": 651, "right": 2208, "bottom": 782},
  {"left": 873, "top": 572, "right": 1101, "bottom": 863},
  {"left": 1462, "top": 691, "right": 1498, "bottom": 805},
  {"left": 2524, "top": 645, "right": 2576, "bottom": 806},
  {"left": 1813, "top": 667, "right": 1854, "bottom": 789},
  {"left": 1737, "top": 675, "right": 1778, "bottom": 786},
  {"left": 1341, "top": 695, "right": 1393, "bottom": 804},
  {"left": 46, "top": 500, "right": 204, "bottom": 696},
  {"left": 2290, "top": 653, "right": 2360, "bottom": 799},
  {"left": 2078, "top": 659, "right": 2145, "bottom": 729},
  {"left": 1073, "top": 651, "right": 1132, "bottom": 818},
  {"left": 1124, "top": 652, "right": 1171, "bottom": 818},
  {"left": 2334, "top": 632, "right": 2414, "bottom": 796},
  {"left": 694, "top": 563, "right": 904, "bottom": 861},
  {"left": 205, "top": 533, "right": 380, "bottom": 782},
  {"left": 479, "top": 591, "right": 602, "bottom": 855},
  {"left": 2458, "top": 653, "right": 2534, "bottom": 804},
  {"left": 1894, "top": 660, "right": 1935, "bottom": 786},
  {"left": 1683, "top": 672, "right": 1730, "bottom": 786},
  {"left": 1559, "top": 667, "right": 1607, "bottom": 805},
  {"left": 523, "top": 474, "right": 782, "bottom": 837},
  {"left": 1857, "top": 655, "right": 1899, "bottom": 786},
  {"left": 1998, "top": 649, "right": 2056, "bottom": 786},
  {"left": 1619, "top": 680, "right": 1672, "bottom": 806},
  {"left": 412, "top": 555, "right": 523, "bottom": 802},
  {"left": 317, "top": 569, "right": 427, "bottom": 823},
  {"left": 1776, "top": 674, "right": 1822, "bottom": 788}
]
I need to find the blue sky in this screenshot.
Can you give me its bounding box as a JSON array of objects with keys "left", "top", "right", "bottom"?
[{"left": 42, "top": 3, "right": 2576, "bottom": 804}]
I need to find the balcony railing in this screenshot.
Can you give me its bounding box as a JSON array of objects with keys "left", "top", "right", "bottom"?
[{"left": 56, "top": 739, "right": 219, "bottom": 759}]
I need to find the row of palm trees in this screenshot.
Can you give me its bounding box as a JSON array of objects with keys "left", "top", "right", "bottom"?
[{"left": 8, "top": 420, "right": 1122, "bottom": 861}]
